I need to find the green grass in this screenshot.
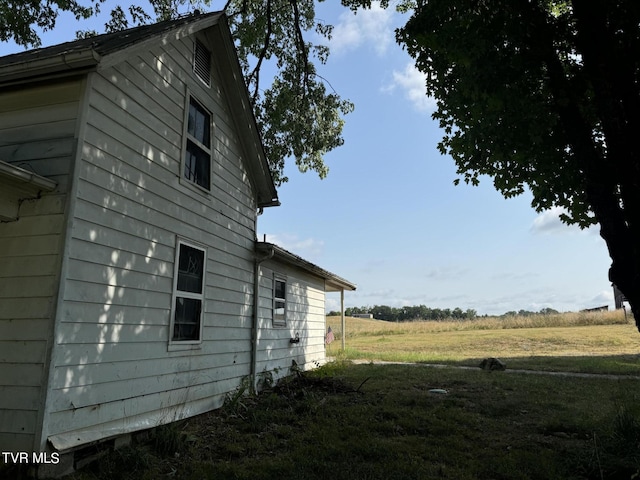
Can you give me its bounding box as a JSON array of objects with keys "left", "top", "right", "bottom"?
[{"left": 62, "top": 361, "right": 640, "bottom": 480}]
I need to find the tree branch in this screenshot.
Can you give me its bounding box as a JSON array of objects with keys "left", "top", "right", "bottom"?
[
  {"left": 246, "top": 0, "right": 272, "bottom": 104},
  {"left": 289, "top": 0, "right": 311, "bottom": 100}
]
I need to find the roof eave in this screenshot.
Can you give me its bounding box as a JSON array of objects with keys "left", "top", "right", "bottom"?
[
  {"left": 0, "top": 160, "right": 57, "bottom": 192},
  {"left": 0, "top": 160, "right": 58, "bottom": 221},
  {"left": 0, "top": 12, "right": 226, "bottom": 86},
  {"left": 258, "top": 198, "right": 281, "bottom": 208},
  {"left": 0, "top": 48, "right": 100, "bottom": 86}
]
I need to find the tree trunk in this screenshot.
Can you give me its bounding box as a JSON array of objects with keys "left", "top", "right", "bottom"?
[
  {"left": 572, "top": 0, "right": 640, "bottom": 328},
  {"left": 586, "top": 180, "right": 640, "bottom": 329}
]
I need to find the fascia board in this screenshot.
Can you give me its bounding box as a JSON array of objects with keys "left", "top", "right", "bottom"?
[
  {"left": 0, "top": 160, "right": 57, "bottom": 193},
  {"left": 0, "top": 49, "right": 100, "bottom": 86}
]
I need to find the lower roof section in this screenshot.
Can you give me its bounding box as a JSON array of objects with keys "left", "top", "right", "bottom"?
[{"left": 256, "top": 242, "right": 356, "bottom": 292}]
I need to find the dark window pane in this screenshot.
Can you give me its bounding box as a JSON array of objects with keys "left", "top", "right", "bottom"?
[
  {"left": 184, "top": 147, "right": 198, "bottom": 183},
  {"left": 173, "top": 297, "right": 201, "bottom": 340},
  {"left": 188, "top": 98, "right": 210, "bottom": 147},
  {"left": 188, "top": 103, "right": 197, "bottom": 140},
  {"left": 177, "top": 244, "right": 204, "bottom": 293},
  {"left": 184, "top": 140, "right": 211, "bottom": 190},
  {"left": 275, "top": 280, "right": 286, "bottom": 300}
]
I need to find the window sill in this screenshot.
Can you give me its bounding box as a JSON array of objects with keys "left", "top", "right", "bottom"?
[{"left": 168, "top": 342, "right": 203, "bottom": 352}]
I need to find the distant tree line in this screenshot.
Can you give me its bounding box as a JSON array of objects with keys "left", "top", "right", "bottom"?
[
  {"left": 328, "top": 305, "right": 478, "bottom": 322},
  {"left": 328, "top": 306, "right": 561, "bottom": 321}
]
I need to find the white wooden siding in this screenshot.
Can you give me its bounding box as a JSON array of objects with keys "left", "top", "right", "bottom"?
[
  {"left": 0, "top": 80, "right": 80, "bottom": 450},
  {"left": 42, "top": 32, "right": 260, "bottom": 447},
  {"left": 256, "top": 261, "right": 327, "bottom": 382}
]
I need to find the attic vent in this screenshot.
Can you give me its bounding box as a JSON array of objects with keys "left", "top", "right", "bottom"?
[{"left": 194, "top": 40, "right": 211, "bottom": 87}]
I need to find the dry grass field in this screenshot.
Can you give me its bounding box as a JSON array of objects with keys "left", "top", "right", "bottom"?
[{"left": 326, "top": 310, "right": 640, "bottom": 374}]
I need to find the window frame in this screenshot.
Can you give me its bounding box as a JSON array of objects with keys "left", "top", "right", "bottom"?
[
  {"left": 169, "top": 238, "right": 207, "bottom": 347},
  {"left": 181, "top": 93, "right": 213, "bottom": 193},
  {"left": 273, "top": 274, "right": 287, "bottom": 327}
]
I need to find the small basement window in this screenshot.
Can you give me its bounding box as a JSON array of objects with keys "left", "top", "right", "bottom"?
[
  {"left": 170, "top": 240, "right": 206, "bottom": 343},
  {"left": 273, "top": 276, "right": 287, "bottom": 327}
]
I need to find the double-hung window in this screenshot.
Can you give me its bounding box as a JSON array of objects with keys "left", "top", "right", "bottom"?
[
  {"left": 171, "top": 240, "right": 206, "bottom": 343},
  {"left": 273, "top": 276, "right": 287, "bottom": 327},
  {"left": 184, "top": 96, "right": 212, "bottom": 191}
]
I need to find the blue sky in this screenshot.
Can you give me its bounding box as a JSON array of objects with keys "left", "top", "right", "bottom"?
[
  {"left": 261, "top": 2, "right": 614, "bottom": 315},
  {"left": 0, "top": 1, "right": 615, "bottom": 315}
]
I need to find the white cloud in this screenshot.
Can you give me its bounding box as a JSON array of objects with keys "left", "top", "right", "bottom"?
[
  {"left": 424, "top": 264, "right": 470, "bottom": 281},
  {"left": 531, "top": 207, "right": 568, "bottom": 234},
  {"left": 490, "top": 271, "right": 539, "bottom": 281},
  {"left": 264, "top": 233, "right": 324, "bottom": 259},
  {"left": 329, "top": 2, "right": 394, "bottom": 56},
  {"left": 358, "top": 258, "right": 387, "bottom": 274},
  {"left": 530, "top": 207, "right": 598, "bottom": 235},
  {"left": 384, "top": 62, "right": 436, "bottom": 113},
  {"left": 360, "top": 288, "right": 397, "bottom": 298},
  {"left": 590, "top": 290, "right": 613, "bottom": 307},
  {"left": 325, "top": 296, "right": 343, "bottom": 313}
]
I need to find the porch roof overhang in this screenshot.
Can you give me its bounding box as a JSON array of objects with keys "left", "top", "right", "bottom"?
[
  {"left": 256, "top": 241, "right": 356, "bottom": 292},
  {"left": 0, "top": 160, "right": 57, "bottom": 221}
]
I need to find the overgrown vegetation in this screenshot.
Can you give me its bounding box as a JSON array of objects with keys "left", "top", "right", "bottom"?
[{"left": 60, "top": 361, "right": 640, "bottom": 480}]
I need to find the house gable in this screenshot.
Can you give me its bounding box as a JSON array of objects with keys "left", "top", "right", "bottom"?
[{"left": 0, "top": 12, "right": 278, "bottom": 209}]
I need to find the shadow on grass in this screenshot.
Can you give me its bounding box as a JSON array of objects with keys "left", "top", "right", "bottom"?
[{"left": 433, "top": 353, "right": 640, "bottom": 376}]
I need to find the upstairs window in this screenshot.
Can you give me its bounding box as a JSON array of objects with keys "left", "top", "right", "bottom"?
[
  {"left": 184, "top": 96, "right": 211, "bottom": 191},
  {"left": 171, "top": 240, "right": 206, "bottom": 343},
  {"left": 273, "top": 276, "right": 287, "bottom": 327},
  {"left": 194, "top": 39, "right": 211, "bottom": 87}
]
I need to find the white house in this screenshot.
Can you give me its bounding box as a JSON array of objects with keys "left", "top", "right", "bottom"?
[{"left": 0, "top": 11, "right": 355, "bottom": 473}]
